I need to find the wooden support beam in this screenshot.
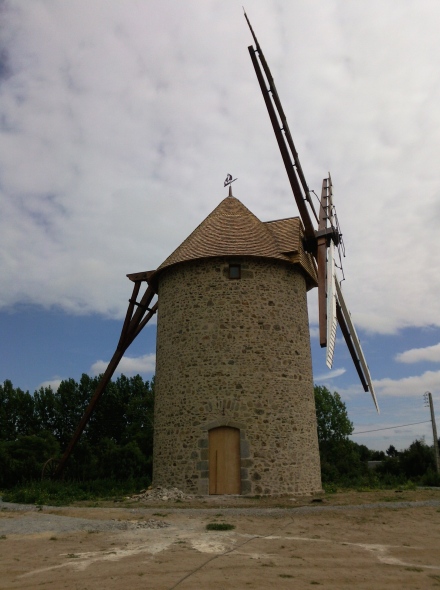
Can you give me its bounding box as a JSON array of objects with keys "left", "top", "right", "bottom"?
[{"left": 52, "top": 281, "right": 158, "bottom": 479}]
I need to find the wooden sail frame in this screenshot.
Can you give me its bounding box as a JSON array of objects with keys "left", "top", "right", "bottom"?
[{"left": 245, "top": 12, "right": 379, "bottom": 412}]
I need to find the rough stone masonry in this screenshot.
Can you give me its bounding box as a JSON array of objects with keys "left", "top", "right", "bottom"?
[{"left": 151, "top": 195, "right": 322, "bottom": 496}]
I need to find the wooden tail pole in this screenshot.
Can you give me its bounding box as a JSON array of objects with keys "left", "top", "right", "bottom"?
[{"left": 52, "top": 280, "right": 157, "bottom": 479}]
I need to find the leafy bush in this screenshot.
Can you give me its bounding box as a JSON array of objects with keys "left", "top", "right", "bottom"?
[{"left": 206, "top": 523, "right": 235, "bottom": 531}]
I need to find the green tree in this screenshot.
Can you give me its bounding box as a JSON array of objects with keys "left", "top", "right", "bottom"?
[
  {"left": 0, "top": 380, "right": 37, "bottom": 440},
  {"left": 314, "top": 385, "right": 369, "bottom": 484},
  {"left": 314, "top": 385, "right": 353, "bottom": 444},
  {"left": 1, "top": 375, "right": 155, "bottom": 487}
]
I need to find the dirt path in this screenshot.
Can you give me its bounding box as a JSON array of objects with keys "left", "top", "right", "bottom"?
[{"left": 1, "top": 489, "right": 440, "bottom": 589}]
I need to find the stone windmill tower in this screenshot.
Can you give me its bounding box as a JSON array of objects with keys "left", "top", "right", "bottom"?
[
  {"left": 151, "top": 188, "right": 321, "bottom": 496},
  {"left": 50, "top": 15, "right": 378, "bottom": 493}
]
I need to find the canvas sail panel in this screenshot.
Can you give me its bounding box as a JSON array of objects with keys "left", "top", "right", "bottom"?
[
  {"left": 326, "top": 241, "right": 337, "bottom": 369},
  {"left": 335, "top": 279, "right": 379, "bottom": 413}
]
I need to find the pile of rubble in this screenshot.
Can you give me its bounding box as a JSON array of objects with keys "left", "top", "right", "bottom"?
[
  {"left": 127, "top": 486, "right": 194, "bottom": 503},
  {"left": 132, "top": 519, "right": 171, "bottom": 529}
]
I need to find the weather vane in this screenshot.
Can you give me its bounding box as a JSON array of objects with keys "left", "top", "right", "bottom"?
[{"left": 224, "top": 173, "right": 237, "bottom": 187}]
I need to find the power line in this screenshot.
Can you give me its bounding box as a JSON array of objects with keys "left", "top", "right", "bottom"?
[{"left": 351, "top": 420, "right": 431, "bottom": 435}]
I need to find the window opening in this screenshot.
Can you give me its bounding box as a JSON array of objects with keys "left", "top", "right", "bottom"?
[{"left": 229, "top": 264, "right": 241, "bottom": 279}]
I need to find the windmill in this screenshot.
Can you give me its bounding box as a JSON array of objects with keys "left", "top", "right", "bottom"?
[
  {"left": 244, "top": 12, "right": 378, "bottom": 413},
  {"left": 48, "top": 15, "right": 377, "bottom": 494}
]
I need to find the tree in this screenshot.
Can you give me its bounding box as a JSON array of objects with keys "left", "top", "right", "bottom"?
[
  {"left": 386, "top": 444, "right": 399, "bottom": 458},
  {"left": 314, "top": 386, "right": 353, "bottom": 444},
  {"left": 1, "top": 374, "right": 155, "bottom": 487},
  {"left": 0, "top": 380, "right": 37, "bottom": 440},
  {"left": 313, "top": 386, "right": 369, "bottom": 483}
]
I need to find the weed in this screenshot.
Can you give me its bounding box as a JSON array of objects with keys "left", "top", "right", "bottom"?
[
  {"left": 49, "top": 536, "right": 57, "bottom": 541},
  {"left": 405, "top": 567, "right": 424, "bottom": 572},
  {"left": 153, "top": 513, "right": 168, "bottom": 517},
  {"left": 0, "top": 535, "right": 6, "bottom": 540},
  {"left": 206, "top": 523, "right": 235, "bottom": 531},
  {"left": 279, "top": 574, "right": 294, "bottom": 578},
  {"left": 66, "top": 554, "right": 80, "bottom": 559}
]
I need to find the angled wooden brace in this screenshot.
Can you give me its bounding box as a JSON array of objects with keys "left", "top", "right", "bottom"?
[{"left": 52, "top": 279, "right": 158, "bottom": 478}]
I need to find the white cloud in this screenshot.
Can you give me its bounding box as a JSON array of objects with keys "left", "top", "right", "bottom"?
[
  {"left": 395, "top": 343, "right": 440, "bottom": 364},
  {"left": 314, "top": 368, "right": 347, "bottom": 382},
  {"left": 0, "top": 0, "right": 440, "bottom": 336},
  {"left": 90, "top": 353, "right": 156, "bottom": 377},
  {"left": 38, "top": 378, "right": 62, "bottom": 392},
  {"left": 373, "top": 370, "right": 440, "bottom": 397}
]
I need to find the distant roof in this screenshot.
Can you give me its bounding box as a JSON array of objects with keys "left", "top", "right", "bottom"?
[{"left": 153, "top": 195, "right": 317, "bottom": 288}]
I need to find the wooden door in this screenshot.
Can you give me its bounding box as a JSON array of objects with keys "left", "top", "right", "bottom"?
[{"left": 209, "top": 426, "right": 241, "bottom": 494}]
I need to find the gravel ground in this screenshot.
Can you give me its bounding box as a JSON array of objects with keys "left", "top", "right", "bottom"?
[{"left": 1, "top": 498, "right": 440, "bottom": 535}]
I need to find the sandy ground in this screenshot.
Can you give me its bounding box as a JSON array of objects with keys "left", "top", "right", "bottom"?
[{"left": 1, "top": 489, "right": 440, "bottom": 589}]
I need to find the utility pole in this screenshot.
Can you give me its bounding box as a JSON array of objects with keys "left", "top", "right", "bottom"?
[{"left": 424, "top": 392, "right": 440, "bottom": 474}]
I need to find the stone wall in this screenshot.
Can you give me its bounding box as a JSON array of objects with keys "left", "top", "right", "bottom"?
[{"left": 153, "top": 256, "right": 322, "bottom": 495}]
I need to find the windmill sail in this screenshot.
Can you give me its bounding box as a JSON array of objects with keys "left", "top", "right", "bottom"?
[
  {"left": 246, "top": 13, "right": 378, "bottom": 412},
  {"left": 326, "top": 240, "right": 337, "bottom": 369},
  {"left": 335, "top": 279, "right": 379, "bottom": 413},
  {"left": 323, "top": 176, "right": 337, "bottom": 368}
]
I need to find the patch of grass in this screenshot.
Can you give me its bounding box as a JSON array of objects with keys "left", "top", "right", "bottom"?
[
  {"left": 2, "top": 478, "right": 150, "bottom": 506},
  {"left": 405, "top": 567, "right": 423, "bottom": 572},
  {"left": 206, "top": 523, "right": 235, "bottom": 531},
  {"left": 279, "top": 574, "right": 294, "bottom": 578},
  {"left": 310, "top": 582, "right": 321, "bottom": 585},
  {"left": 0, "top": 535, "right": 6, "bottom": 540},
  {"left": 49, "top": 536, "right": 57, "bottom": 541},
  {"left": 66, "top": 554, "right": 80, "bottom": 559},
  {"left": 152, "top": 513, "right": 168, "bottom": 517}
]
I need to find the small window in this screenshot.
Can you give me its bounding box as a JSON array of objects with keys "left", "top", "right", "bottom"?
[{"left": 229, "top": 264, "right": 241, "bottom": 279}]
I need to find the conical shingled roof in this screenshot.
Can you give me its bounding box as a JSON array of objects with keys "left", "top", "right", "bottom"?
[
  {"left": 157, "top": 196, "right": 286, "bottom": 269},
  {"left": 155, "top": 195, "right": 317, "bottom": 287}
]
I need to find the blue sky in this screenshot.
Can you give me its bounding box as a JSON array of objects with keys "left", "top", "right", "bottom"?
[{"left": 1, "top": 1, "right": 440, "bottom": 452}]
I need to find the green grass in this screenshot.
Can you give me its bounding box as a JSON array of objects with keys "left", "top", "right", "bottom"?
[
  {"left": 1, "top": 477, "right": 150, "bottom": 506},
  {"left": 206, "top": 523, "right": 235, "bottom": 531}
]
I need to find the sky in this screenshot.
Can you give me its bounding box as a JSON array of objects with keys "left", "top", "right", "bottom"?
[{"left": 1, "top": 0, "right": 440, "bottom": 452}]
